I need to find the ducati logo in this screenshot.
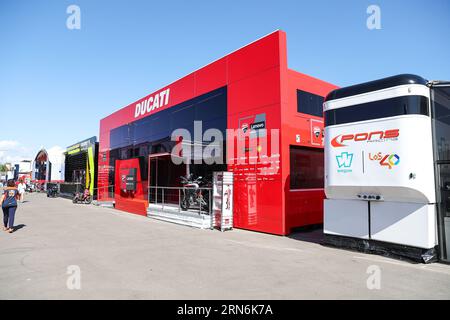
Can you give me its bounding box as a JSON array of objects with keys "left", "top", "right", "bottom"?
[
  {"left": 331, "top": 129, "right": 399, "bottom": 147},
  {"left": 134, "top": 88, "right": 170, "bottom": 118},
  {"left": 313, "top": 126, "right": 321, "bottom": 138}
]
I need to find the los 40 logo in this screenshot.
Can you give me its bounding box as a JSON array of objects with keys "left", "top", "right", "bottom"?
[{"left": 369, "top": 152, "right": 400, "bottom": 169}]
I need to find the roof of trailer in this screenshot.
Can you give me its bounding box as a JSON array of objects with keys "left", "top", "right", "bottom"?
[{"left": 325, "top": 74, "right": 428, "bottom": 102}]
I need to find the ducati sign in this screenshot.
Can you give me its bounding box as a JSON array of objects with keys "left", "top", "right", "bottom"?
[{"left": 134, "top": 88, "right": 170, "bottom": 118}]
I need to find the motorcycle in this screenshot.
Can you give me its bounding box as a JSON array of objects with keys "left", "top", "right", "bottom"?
[
  {"left": 35, "top": 183, "right": 44, "bottom": 193},
  {"left": 25, "top": 183, "right": 35, "bottom": 193},
  {"left": 180, "top": 174, "right": 209, "bottom": 213},
  {"left": 72, "top": 189, "right": 92, "bottom": 204},
  {"left": 46, "top": 185, "right": 58, "bottom": 198}
]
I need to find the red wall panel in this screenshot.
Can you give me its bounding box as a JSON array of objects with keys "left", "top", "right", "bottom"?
[
  {"left": 194, "top": 57, "right": 228, "bottom": 97},
  {"left": 114, "top": 158, "right": 147, "bottom": 216},
  {"left": 228, "top": 67, "right": 281, "bottom": 115},
  {"left": 228, "top": 34, "right": 281, "bottom": 83},
  {"left": 280, "top": 69, "right": 338, "bottom": 234},
  {"left": 227, "top": 101, "right": 283, "bottom": 234}
]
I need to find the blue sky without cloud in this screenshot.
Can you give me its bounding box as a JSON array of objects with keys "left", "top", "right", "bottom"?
[{"left": 0, "top": 0, "right": 449, "bottom": 162}]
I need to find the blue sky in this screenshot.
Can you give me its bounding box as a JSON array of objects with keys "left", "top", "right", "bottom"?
[{"left": 0, "top": 0, "right": 449, "bottom": 163}]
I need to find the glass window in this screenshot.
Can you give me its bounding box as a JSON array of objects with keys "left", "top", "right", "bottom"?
[
  {"left": 432, "top": 87, "right": 450, "bottom": 161},
  {"left": 170, "top": 104, "right": 195, "bottom": 132},
  {"left": 110, "top": 125, "right": 130, "bottom": 148},
  {"left": 325, "top": 95, "right": 429, "bottom": 126},
  {"left": 107, "top": 148, "right": 120, "bottom": 197},
  {"left": 109, "top": 87, "right": 227, "bottom": 180},
  {"left": 133, "top": 118, "right": 153, "bottom": 145},
  {"left": 195, "top": 91, "right": 227, "bottom": 122},
  {"left": 148, "top": 111, "right": 171, "bottom": 142},
  {"left": 137, "top": 144, "right": 149, "bottom": 157},
  {"left": 290, "top": 146, "right": 324, "bottom": 189},
  {"left": 297, "top": 90, "right": 325, "bottom": 117},
  {"left": 120, "top": 148, "right": 132, "bottom": 160}
]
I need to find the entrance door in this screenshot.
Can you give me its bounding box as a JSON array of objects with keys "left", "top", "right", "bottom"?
[
  {"left": 148, "top": 153, "right": 187, "bottom": 205},
  {"left": 431, "top": 83, "right": 450, "bottom": 262}
]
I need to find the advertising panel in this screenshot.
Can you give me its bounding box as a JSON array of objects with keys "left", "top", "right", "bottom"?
[
  {"left": 325, "top": 116, "right": 435, "bottom": 203},
  {"left": 213, "top": 171, "right": 234, "bottom": 231}
]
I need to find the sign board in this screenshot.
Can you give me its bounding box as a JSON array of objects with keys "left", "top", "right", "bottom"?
[
  {"left": 120, "top": 168, "right": 137, "bottom": 192},
  {"left": 238, "top": 113, "right": 267, "bottom": 139},
  {"left": 125, "top": 169, "right": 137, "bottom": 191},
  {"left": 66, "top": 136, "right": 97, "bottom": 155},
  {"left": 213, "top": 171, "right": 234, "bottom": 231},
  {"left": 325, "top": 116, "right": 435, "bottom": 203}
]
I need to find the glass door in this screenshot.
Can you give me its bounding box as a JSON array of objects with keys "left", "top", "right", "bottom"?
[
  {"left": 431, "top": 84, "right": 450, "bottom": 262},
  {"left": 148, "top": 153, "right": 187, "bottom": 205}
]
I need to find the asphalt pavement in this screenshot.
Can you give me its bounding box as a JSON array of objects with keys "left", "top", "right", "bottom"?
[{"left": 1, "top": 192, "right": 450, "bottom": 299}]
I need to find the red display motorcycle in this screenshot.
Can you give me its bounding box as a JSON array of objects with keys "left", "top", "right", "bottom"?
[{"left": 180, "top": 175, "right": 208, "bottom": 212}]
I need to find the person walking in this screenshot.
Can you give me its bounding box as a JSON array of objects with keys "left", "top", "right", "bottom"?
[
  {"left": 17, "top": 179, "right": 26, "bottom": 202},
  {"left": 1, "top": 179, "right": 20, "bottom": 233}
]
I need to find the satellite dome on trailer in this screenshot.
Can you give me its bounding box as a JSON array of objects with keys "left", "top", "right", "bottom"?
[{"left": 134, "top": 88, "right": 170, "bottom": 118}]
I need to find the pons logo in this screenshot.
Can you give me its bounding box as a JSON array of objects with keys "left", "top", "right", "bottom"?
[
  {"left": 369, "top": 152, "right": 400, "bottom": 169},
  {"left": 336, "top": 152, "right": 353, "bottom": 173},
  {"left": 134, "top": 88, "right": 170, "bottom": 118},
  {"left": 331, "top": 129, "right": 399, "bottom": 147}
]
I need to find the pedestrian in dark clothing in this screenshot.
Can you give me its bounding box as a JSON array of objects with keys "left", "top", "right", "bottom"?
[{"left": 1, "top": 179, "right": 20, "bottom": 233}]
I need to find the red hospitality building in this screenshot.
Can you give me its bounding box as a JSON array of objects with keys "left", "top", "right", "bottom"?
[{"left": 97, "top": 30, "right": 337, "bottom": 235}]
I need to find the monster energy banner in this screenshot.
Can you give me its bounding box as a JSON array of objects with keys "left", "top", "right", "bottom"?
[{"left": 66, "top": 136, "right": 97, "bottom": 155}]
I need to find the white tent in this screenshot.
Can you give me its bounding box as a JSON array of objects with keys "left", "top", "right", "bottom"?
[{"left": 33, "top": 146, "right": 65, "bottom": 182}]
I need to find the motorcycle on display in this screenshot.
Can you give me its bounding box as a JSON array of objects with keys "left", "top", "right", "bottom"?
[
  {"left": 46, "top": 185, "right": 58, "bottom": 198},
  {"left": 180, "top": 174, "right": 209, "bottom": 213},
  {"left": 72, "top": 189, "right": 92, "bottom": 204}
]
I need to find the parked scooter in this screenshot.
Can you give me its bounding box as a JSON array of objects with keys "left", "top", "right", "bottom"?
[
  {"left": 72, "top": 188, "right": 92, "bottom": 204},
  {"left": 46, "top": 185, "right": 58, "bottom": 198},
  {"left": 180, "top": 174, "right": 209, "bottom": 212}
]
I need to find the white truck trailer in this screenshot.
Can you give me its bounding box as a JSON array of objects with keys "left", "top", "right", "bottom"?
[{"left": 323, "top": 74, "right": 450, "bottom": 263}]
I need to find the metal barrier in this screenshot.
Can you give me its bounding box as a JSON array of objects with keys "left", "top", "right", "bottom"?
[
  {"left": 90, "top": 185, "right": 115, "bottom": 206},
  {"left": 147, "top": 185, "right": 214, "bottom": 229},
  {"left": 37, "top": 181, "right": 115, "bottom": 205},
  {"left": 148, "top": 186, "right": 212, "bottom": 214},
  {"left": 93, "top": 185, "right": 115, "bottom": 196},
  {"left": 59, "top": 183, "right": 115, "bottom": 200},
  {"left": 43, "top": 183, "right": 115, "bottom": 202}
]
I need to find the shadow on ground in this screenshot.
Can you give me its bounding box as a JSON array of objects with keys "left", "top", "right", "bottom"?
[
  {"left": 12, "top": 224, "right": 26, "bottom": 233},
  {"left": 288, "top": 224, "right": 324, "bottom": 245}
]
